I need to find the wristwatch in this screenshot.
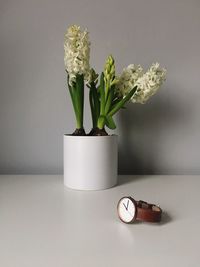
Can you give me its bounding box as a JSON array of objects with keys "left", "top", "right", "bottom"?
[{"left": 117, "top": 196, "right": 162, "bottom": 224}]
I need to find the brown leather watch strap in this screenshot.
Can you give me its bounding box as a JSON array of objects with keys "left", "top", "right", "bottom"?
[{"left": 136, "top": 200, "right": 162, "bottom": 223}]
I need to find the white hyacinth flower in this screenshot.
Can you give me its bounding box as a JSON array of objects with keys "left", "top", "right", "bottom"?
[
  {"left": 64, "top": 25, "right": 90, "bottom": 85},
  {"left": 116, "top": 64, "right": 143, "bottom": 97},
  {"left": 132, "top": 63, "right": 166, "bottom": 104},
  {"left": 86, "top": 68, "right": 99, "bottom": 86}
]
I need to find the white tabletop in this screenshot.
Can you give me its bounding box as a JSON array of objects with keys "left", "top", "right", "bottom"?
[{"left": 0, "top": 175, "right": 199, "bottom": 267}]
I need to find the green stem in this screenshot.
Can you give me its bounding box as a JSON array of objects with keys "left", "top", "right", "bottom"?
[
  {"left": 97, "top": 115, "right": 105, "bottom": 129},
  {"left": 67, "top": 74, "right": 84, "bottom": 129}
]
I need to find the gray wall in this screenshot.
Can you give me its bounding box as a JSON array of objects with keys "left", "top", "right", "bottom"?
[{"left": 0, "top": 0, "right": 200, "bottom": 174}]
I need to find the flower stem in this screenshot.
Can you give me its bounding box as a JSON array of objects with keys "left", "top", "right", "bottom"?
[
  {"left": 97, "top": 115, "right": 105, "bottom": 129},
  {"left": 68, "top": 74, "right": 84, "bottom": 130}
]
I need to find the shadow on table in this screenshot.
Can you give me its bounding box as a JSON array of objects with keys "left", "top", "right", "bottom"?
[
  {"left": 159, "top": 211, "right": 172, "bottom": 225},
  {"left": 117, "top": 175, "right": 150, "bottom": 186}
]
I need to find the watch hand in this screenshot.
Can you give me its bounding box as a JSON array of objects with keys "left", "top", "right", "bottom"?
[
  {"left": 126, "top": 200, "right": 129, "bottom": 210},
  {"left": 123, "top": 203, "right": 127, "bottom": 210}
]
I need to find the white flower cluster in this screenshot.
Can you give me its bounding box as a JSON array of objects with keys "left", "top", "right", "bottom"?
[
  {"left": 64, "top": 25, "right": 90, "bottom": 85},
  {"left": 132, "top": 63, "right": 166, "bottom": 104},
  {"left": 86, "top": 68, "right": 98, "bottom": 86},
  {"left": 116, "top": 64, "right": 143, "bottom": 97}
]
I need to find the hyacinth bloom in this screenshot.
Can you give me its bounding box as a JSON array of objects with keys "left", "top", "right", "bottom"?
[
  {"left": 116, "top": 63, "right": 166, "bottom": 104},
  {"left": 132, "top": 63, "right": 166, "bottom": 104},
  {"left": 64, "top": 25, "right": 166, "bottom": 135},
  {"left": 116, "top": 64, "right": 143, "bottom": 97},
  {"left": 64, "top": 25, "right": 90, "bottom": 85},
  {"left": 64, "top": 25, "right": 90, "bottom": 135}
]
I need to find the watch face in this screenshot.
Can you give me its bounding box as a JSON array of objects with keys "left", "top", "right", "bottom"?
[{"left": 117, "top": 197, "right": 136, "bottom": 223}]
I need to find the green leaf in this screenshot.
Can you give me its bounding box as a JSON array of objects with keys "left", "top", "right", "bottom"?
[
  {"left": 99, "top": 72, "right": 105, "bottom": 115},
  {"left": 108, "top": 86, "right": 137, "bottom": 117},
  {"left": 67, "top": 76, "right": 79, "bottom": 125},
  {"left": 109, "top": 97, "right": 122, "bottom": 110},
  {"left": 75, "top": 74, "right": 84, "bottom": 128},
  {"left": 89, "top": 87, "right": 96, "bottom": 128},
  {"left": 105, "top": 85, "right": 114, "bottom": 114},
  {"left": 105, "top": 115, "right": 116, "bottom": 129},
  {"left": 68, "top": 84, "right": 76, "bottom": 112},
  {"left": 97, "top": 85, "right": 101, "bottom": 93},
  {"left": 89, "top": 83, "right": 100, "bottom": 128},
  {"left": 92, "top": 84, "right": 100, "bottom": 119}
]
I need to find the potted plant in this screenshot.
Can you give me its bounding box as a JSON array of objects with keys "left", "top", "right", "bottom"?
[{"left": 63, "top": 25, "right": 166, "bottom": 190}]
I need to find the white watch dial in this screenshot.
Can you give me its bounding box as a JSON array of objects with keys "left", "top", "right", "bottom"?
[{"left": 118, "top": 197, "right": 136, "bottom": 223}]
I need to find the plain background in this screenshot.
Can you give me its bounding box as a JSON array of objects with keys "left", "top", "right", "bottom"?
[{"left": 0, "top": 0, "right": 200, "bottom": 174}]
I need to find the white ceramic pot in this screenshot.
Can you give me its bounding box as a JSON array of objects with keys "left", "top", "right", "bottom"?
[{"left": 64, "top": 135, "right": 118, "bottom": 190}]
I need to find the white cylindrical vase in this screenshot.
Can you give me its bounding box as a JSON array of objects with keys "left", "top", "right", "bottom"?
[{"left": 64, "top": 135, "right": 118, "bottom": 190}]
